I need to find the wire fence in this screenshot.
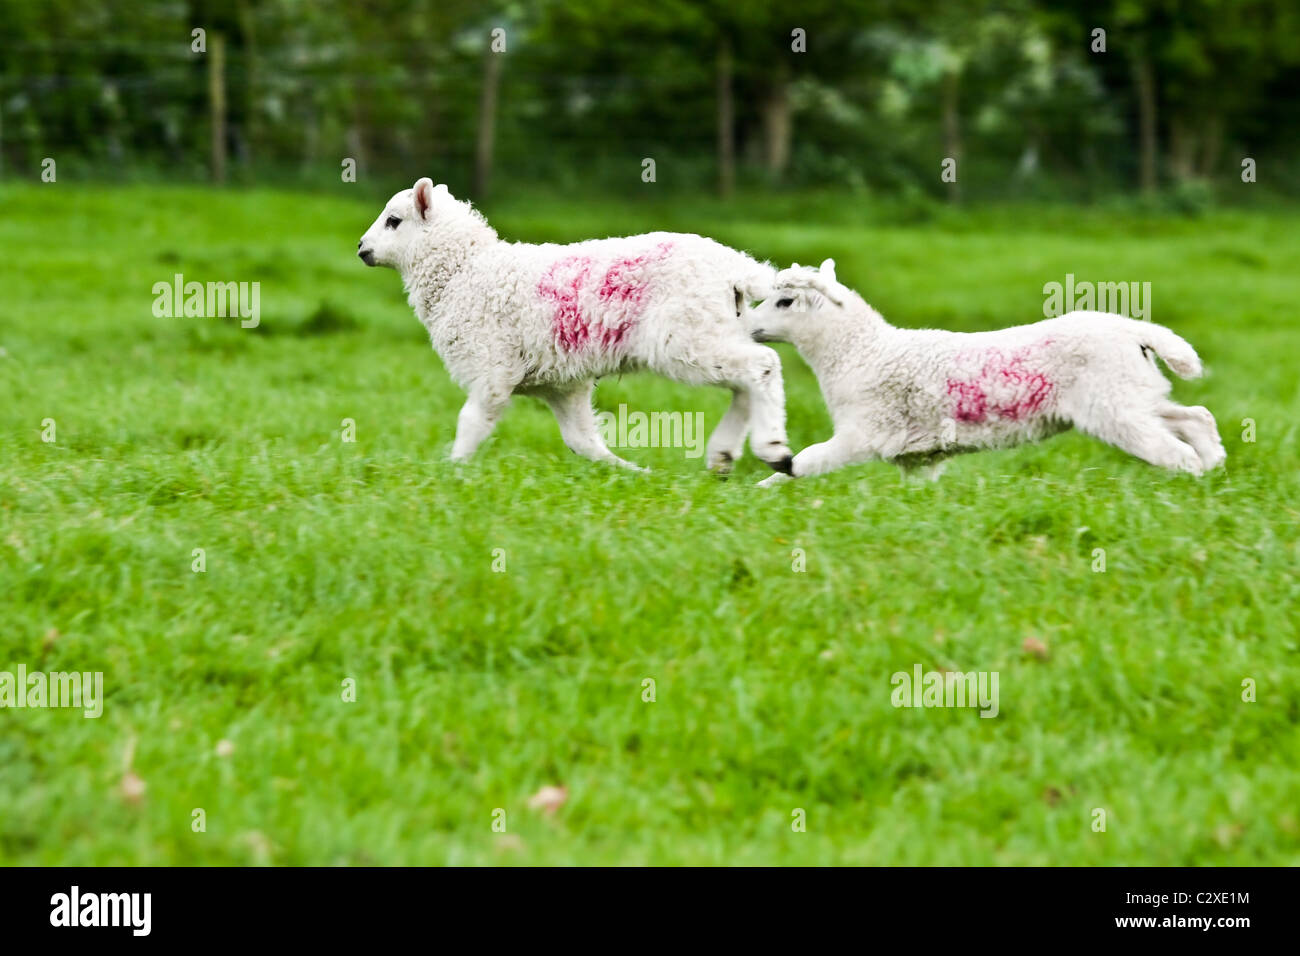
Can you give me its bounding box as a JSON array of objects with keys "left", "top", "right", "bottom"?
[{"left": 2, "top": 16, "right": 1298, "bottom": 201}]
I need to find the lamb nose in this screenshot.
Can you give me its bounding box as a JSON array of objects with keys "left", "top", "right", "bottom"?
[{"left": 357, "top": 239, "right": 363, "bottom": 248}]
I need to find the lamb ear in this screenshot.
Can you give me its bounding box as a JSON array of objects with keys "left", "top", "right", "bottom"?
[
  {"left": 413, "top": 177, "right": 436, "bottom": 220},
  {"left": 819, "top": 258, "right": 837, "bottom": 281},
  {"left": 809, "top": 272, "right": 845, "bottom": 307}
]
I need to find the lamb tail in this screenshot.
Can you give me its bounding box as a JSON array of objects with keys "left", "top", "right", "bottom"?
[{"left": 1138, "top": 323, "right": 1203, "bottom": 379}]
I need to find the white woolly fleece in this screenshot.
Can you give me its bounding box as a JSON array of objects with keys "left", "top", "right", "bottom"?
[
  {"left": 358, "top": 178, "right": 791, "bottom": 471},
  {"left": 747, "top": 260, "right": 1226, "bottom": 484}
]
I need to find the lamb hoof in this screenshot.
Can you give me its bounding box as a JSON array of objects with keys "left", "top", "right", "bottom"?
[
  {"left": 768, "top": 454, "right": 794, "bottom": 475},
  {"left": 707, "top": 451, "right": 735, "bottom": 475}
]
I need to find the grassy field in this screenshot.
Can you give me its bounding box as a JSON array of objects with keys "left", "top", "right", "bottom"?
[{"left": 2, "top": 182, "right": 1298, "bottom": 865}]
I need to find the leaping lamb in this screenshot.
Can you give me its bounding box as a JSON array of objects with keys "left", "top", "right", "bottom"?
[
  {"left": 747, "top": 259, "right": 1225, "bottom": 486},
  {"left": 357, "top": 177, "right": 792, "bottom": 473}
]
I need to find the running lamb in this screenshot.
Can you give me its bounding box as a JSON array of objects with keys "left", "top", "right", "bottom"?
[
  {"left": 746, "top": 259, "right": 1225, "bottom": 486},
  {"left": 357, "top": 178, "right": 791, "bottom": 473}
]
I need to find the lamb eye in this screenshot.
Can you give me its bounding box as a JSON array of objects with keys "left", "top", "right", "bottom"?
[
  {"left": 385, "top": 216, "right": 402, "bottom": 229},
  {"left": 776, "top": 297, "right": 795, "bottom": 309}
]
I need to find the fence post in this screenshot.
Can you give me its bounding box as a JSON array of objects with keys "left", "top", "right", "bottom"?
[
  {"left": 716, "top": 37, "right": 735, "bottom": 199},
  {"left": 474, "top": 35, "right": 502, "bottom": 199},
  {"left": 209, "top": 32, "right": 227, "bottom": 183}
]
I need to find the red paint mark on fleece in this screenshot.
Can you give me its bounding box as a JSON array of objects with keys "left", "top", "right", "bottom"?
[
  {"left": 946, "top": 379, "right": 988, "bottom": 423},
  {"left": 538, "top": 242, "right": 674, "bottom": 352},
  {"left": 537, "top": 256, "right": 596, "bottom": 351},
  {"left": 945, "top": 340, "right": 1055, "bottom": 424}
]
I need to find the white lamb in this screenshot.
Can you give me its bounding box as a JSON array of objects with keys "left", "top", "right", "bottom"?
[
  {"left": 747, "top": 259, "right": 1225, "bottom": 486},
  {"left": 357, "top": 178, "right": 792, "bottom": 473}
]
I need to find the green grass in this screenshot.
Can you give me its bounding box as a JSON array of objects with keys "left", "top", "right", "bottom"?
[{"left": 2, "top": 183, "right": 1298, "bottom": 865}]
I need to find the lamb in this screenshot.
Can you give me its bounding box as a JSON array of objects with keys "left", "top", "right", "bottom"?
[
  {"left": 356, "top": 178, "right": 792, "bottom": 473},
  {"left": 746, "top": 259, "right": 1226, "bottom": 486}
]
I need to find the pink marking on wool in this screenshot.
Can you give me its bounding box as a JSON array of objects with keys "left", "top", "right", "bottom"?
[
  {"left": 946, "top": 380, "right": 988, "bottom": 423},
  {"left": 945, "top": 340, "right": 1055, "bottom": 424},
  {"left": 538, "top": 241, "right": 675, "bottom": 353},
  {"left": 537, "top": 255, "right": 596, "bottom": 351}
]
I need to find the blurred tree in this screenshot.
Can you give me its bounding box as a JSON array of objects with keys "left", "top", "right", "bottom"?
[
  {"left": 872, "top": 1, "right": 1038, "bottom": 202},
  {"left": 0, "top": 0, "right": 1294, "bottom": 200},
  {"left": 1046, "top": 0, "right": 1300, "bottom": 190},
  {"left": 705, "top": 0, "right": 890, "bottom": 184}
]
